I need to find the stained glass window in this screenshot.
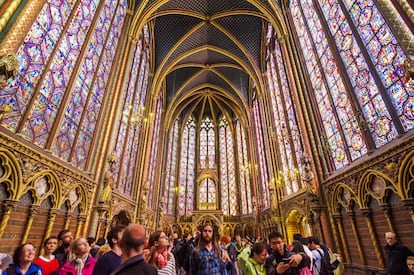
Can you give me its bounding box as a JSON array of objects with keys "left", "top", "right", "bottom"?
[
  {"left": 252, "top": 98, "right": 270, "bottom": 209},
  {"left": 236, "top": 120, "right": 252, "bottom": 214},
  {"left": 112, "top": 26, "right": 149, "bottom": 195},
  {"left": 0, "top": 0, "right": 129, "bottom": 170},
  {"left": 266, "top": 31, "right": 306, "bottom": 195},
  {"left": 290, "top": 0, "right": 414, "bottom": 170},
  {"left": 178, "top": 115, "right": 196, "bottom": 216},
  {"left": 147, "top": 96, "right": 163, "bottom": 210},
  {"left": 200, "top": 116, "right": 215, "bottom": 169},
  {"left": 1, "top": 0, "right": 77, "bottom": 131},
  {"left": 164, "top": 119, "right": 179, "bottom": 215},
  {"left": 219, "top": 115, "right": 237, "bottom": 216},
  {"left": 199, "top": 178, "right": 216, "bottom": 210}
]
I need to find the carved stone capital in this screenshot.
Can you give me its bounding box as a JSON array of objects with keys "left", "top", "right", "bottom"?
[
  {"left": 332, "top": 213, "right": 342, "bottom": 222},
  {"left": 28, "top": 205, "right": 40, "bottom": 218},
  {"left": 402, "top": 199, "right": 414, "bottom": 214},
  {"left": 1, "top": 199, "right": 19, "bottom": 212},
  {"left": 77, "top": 214, "right": 87, "bottom": 223},
  {"left": 360, "top": 208, "right": 371, "bottom": 218},
  {"left": 379, "top": 204, "right": 391, "bottom": 217}
]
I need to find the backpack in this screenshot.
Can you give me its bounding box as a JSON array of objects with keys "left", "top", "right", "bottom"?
[
  {"left": 320, "top": 244, "right": 340, "bottom": 270},
  {"left": 315, "top": 248, "right": 334, "bottom": 275},
  {"left": 300, "top": 266, "right": 313, "bottom": 275}
]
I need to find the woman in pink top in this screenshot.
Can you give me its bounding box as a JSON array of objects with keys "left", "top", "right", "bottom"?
[
  {"left": 59, "top": 237, "right": 96, "bottom": 275},
  {"left": 33, "top": 236, "right": 59, "bottom": 275}
]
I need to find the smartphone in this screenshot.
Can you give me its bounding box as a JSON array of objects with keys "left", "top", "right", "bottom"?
[{"left": 282, "top": 257, "right": 291, "bottom": 263}]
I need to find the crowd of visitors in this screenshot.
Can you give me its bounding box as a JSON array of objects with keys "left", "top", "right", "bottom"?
[{"left": 0, "top": 226, "right": 413, "bottom": 275}]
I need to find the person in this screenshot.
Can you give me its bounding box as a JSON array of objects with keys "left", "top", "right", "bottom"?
[
  {"left": 384, "top": 232, "right": 414, "bottom": 275},
  {"left": 237, "top": 242, "right": 268, "bottom": 275},
  {"left": 265, "top": 231, "right": 309, "bottom": 275},
  {"left": 2, "top": 243, "right": 42, "bottom": 275},
  {"left": 293, "top": 234, "right": 314, "bottom": 268},
  {"left": 234, "top": 234, "right": 244, "bottom": 258},
  {"left": 190, "top": 223, "right": 225, "bottom": 274},
  {"left": 33, "top": 236, "right": 59, "bottom": 275},
  {"left": 53, "top": 230, "right": 73, "bottom": 267},
  {"left": 112, "top": 223, "right": 156, "bottom": 275},
  {"left": 177, "top": 233, "right": 194, "bottom": 274},
  {"left": 145, "top": 230, "right": 176, "bottom": 274},
  {"left": 220, "top": 236, "right": 237, "bottom": 263},
  {"left": 307, "top": 236, "right": 326, "bottom": 275},
  {"left": 90, "top": 237, "right": 106, "bottom": 258},
  {"left": 291, "top": 241, "right": 312, "bottom": 275},
  {"left": 407, "top": 256, "right": 414, "bottom": 275},
  {"left": 59, "top": 237, "right": 96, "bottom": 275},
  {"left": 0, "top": 254, "right": 13, "bottom": 274},
  {"left": 92, "top": 225, "right": 125, "bottom": 275}
]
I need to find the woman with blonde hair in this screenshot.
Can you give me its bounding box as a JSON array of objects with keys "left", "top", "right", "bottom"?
[
  {"left": 59, "top": 237, "right": 96, "bottom": 275},
  {"left": 145, "top": 231, "right": 175, "bottom": 274}
]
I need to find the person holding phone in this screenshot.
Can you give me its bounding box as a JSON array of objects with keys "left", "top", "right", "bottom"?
[{"left": 265, "top": 231, "right": 309, "bottom": 275}]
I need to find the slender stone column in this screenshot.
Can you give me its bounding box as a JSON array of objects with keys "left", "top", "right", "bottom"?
[
  {"left": 21, "top": 205, "right": 39, "bottom": 243},
  {"left": 0, "top": 200, "right": 18, "bottom": 240}
]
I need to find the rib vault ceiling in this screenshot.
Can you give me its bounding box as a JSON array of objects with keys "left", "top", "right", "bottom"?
[{"left": 135, "top": 0, "right": 281, "bottom": 125}]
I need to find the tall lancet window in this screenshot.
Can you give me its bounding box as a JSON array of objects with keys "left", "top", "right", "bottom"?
[
  {"left": 178, "top": 115, "right": 196, "bottom": 215},
  {"left": 112, "top": 26, "right": 149, "bottom": 195},
  {"left": 147, "top": 96, "right": 163, "bottom": 210},
  {"left": 252, "top": 98, "right": 270, "bottom": 209},
  {"left": 266, "top": 28, "right": 306, "bottom": 195},
  {"left": 290, "top": 0, "right": 414, "bottom": 169},
  {"left": 200, "top": 116, "right": 215, "bottom": 169},
  {"left": 219, "top": 115, "right": 237, "bottom": 216},
  {"left": 199, "top": 178, "right": 216, "bottom": 210},
  {"left": 236, "top": 120, "right": 253, "bottom": 214},
  {"left": 1, "top": 0, "right": 128, "bottom": 170},
  {"left": 164, "top": 119, "right": 179, "bottom": 215}
]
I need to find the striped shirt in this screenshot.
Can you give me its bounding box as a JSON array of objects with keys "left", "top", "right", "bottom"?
[{"left": 156, "top": 252, "right": 176, "bottom": 275}]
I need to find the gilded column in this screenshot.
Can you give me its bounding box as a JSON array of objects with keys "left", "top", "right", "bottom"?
[
  {"left": 348, "top": 212, "right": 366, "bottom": 265},
  {"left": 333, "top": 213, "right": 350, "bottom": 263},
  {"left": 64, "top": 212, "right": 72, "bottom": 230},
  {"left": 380, "top": 204, "right": 396, "bottom": 233},
  {"left": 21, "top": 205, "right": 39, "bottom": 243},
  {"left": 361, "top": 208, "right": 384, "bottom": 268},
  {"left": 44, "top": 209, "right": 59, "bottom": 239},
  {"left": 0, "top": 0, "right": 24, "bottom": 42},
  {"left": 75, "top": 214, "right": 87, "bottom": 238},
  {"left": 94, "top": 206, "right": 108, "bottom": 239},
  {"left": 402, "top": 199, "right": 414, "bottom": 223},
  {"left": 0, "top": 200, "right": 18, "bottom": 240}
]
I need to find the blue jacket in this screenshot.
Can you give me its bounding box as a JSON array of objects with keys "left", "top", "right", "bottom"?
[{"left": 2, "top": 263, "right": 42, "bottom": 275}]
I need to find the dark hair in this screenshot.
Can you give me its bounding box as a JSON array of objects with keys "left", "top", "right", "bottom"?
[
  {"left": 43, "top": 236, "right": 58, "bottom": 247},
  {"left": 308, "top": 236, "right": 320, "bottom": 245},
  {"left": 57, "top": 229, "right": 71, "bottom": 241},
  {"left": 268, "top": 231, "right": 283, "bottom": 241},
  {"left": 87, "top": 237, "right": 95, "bottom": 246},
  {"left": 301, "top": 237, "right": 310, "bottom": 245},
  {"left": 291, "top": 240, "right": 305, "bottom": 253},
  {"left": 293, "top": 234, "right": 303, "bottom": 241},
  {"left": 148, "top": 230, "right": 163, "bottom": 248},
  {"left": 196, "top": 224, "right": 220, "bottom": 258},
  {"left": 250, "top": 242, "right": 267, "bottom": 258},
  {"left": 147, "top": 231, "right": 171, "bottom": 266},
  {"left": 96, "top": 237, "right": 106, "bottom": 246},
  {"left": 13, "top": 243, "right": 35, "bottom": 264},
  {"left": 107, "top": 225, "right": 125, "bottom": 248}
]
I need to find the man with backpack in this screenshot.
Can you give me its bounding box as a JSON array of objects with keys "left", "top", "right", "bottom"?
[{"left": 308, "top": 236, "right": 334, "bottom": 275}]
